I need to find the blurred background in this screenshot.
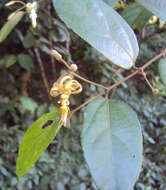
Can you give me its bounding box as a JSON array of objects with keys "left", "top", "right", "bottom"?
[{"left": 0, "top": 0, "right": 166, "bottom": 189}]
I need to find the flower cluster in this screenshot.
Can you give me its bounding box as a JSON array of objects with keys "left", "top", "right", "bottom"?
[
  {"left": 6, "top": 0, "right": 38, "bottom": 28},
  {"left": 50, "top": 74, "right": 82, "bottom": 127}
]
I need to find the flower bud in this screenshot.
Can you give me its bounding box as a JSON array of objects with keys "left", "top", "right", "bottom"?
[
  {"left": 51, "top": 50, "right": 62, "bottom": 61},
  {"left": 5, "top": 1, "right": 16, "bottom": 6},
  {"left": 70, "top": 64, "right": 78, "bottom": 72},
  {"left": 152, "top": 88, "right": 159, "bottom": 94}
]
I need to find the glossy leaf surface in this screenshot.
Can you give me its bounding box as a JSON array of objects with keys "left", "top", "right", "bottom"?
[
  {"left": 122, "top": 2, "right": 152, "bottom": 32},
  {"left": 53, "top": 0, "right": 139, "bottom": 69},
  {"left": 16, "top": 109, "right": 61, "bottom": 178},
  {"left": 82, "top": 98, "right": 143, "bottom": 190}
]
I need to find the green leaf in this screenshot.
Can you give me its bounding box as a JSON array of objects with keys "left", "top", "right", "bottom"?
[
  {"left": 37, "top": 103, "right": 49, "bottom": 117},
  {"left": 0, "top": 11, "right": 24, "bottom": 43},
  {"left": 0, "top": 55, "right": 17, "bottom": 68},
  {"left": 16, "top": 109, "right": 61, "bottom": 178},
  {"left": 20, "top": 96, "right": 38, "bottom": 114},
  {"left": 23, "top": 32, "right": 36, "bottom": 48},
  {"left": 4, "top": 55, "right": 17, "bottom": 68},
  {"left": 121, "top": 2, "right": 152, "bottom": 32},
  {"left": 103, "top": 0, "right": 118, "bottom": 7},
  {"left": 159, "top": 58, "right": 166, "bottom": 86},
  {"left": 136, "top": 0, "right": 166, "bottom": 21},
  {"left": 17, "top": 54, "right": 33, "bottom": 70},
  {"left": 53, "top": 0, "right": 139, "bottom": 69},
  {"left": 82, "top": 98, "right": 143, "bottom": 190}
]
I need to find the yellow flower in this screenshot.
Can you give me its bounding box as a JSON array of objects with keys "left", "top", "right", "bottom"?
[
  {"left": 149, "top": 16, "right": 158, "bottom": 24},
  {"left": 50, "top": 74, "right": 82, "bottom": 127},
  {"left": 5, "top": 0, "right": 38, "bottom": 28},
  {"left": 26, "top": 2, "right": 38, "bottom": 28}
]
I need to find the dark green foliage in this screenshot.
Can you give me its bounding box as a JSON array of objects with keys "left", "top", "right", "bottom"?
[
  {"left": 0, "top": 77, "right": 166, "bottom": 189},
  {"left": 0, "top": 0, "right": 166, "bottom": 189},
  {"left": 136, "top": 0, "right": 166, "bottom": 21},
  {"left": 121, "top": 2, "right": 152, "bottom": 32}
]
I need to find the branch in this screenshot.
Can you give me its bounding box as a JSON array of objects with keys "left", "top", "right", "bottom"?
[
  {"left": 49, "top": 37, "right": 56, "bottom": 80},
  {"left": 71, "top": 72, "right": 109, "bottom": 90},
  {"left": 51, "top": 50, "right": 109, "bottom": 90},
  {"left": 34, "top": 48, "right": 50, "bottom": 96},
  {"left": 70, "top": 48, "right": 166, "bottom": 117}
]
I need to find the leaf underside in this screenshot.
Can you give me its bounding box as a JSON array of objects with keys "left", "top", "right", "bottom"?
[
  {"left": 53, "top": 0, "right": 139, "bottom": 69},
  {"left": 103, "top": 0, "right": 118, "bottom": 8},
  {"left": 82, "top": 98, "right": 143, "bottom": 190},
  {"left": 159, "top": 58, "right": 166, "bottom": 86}
]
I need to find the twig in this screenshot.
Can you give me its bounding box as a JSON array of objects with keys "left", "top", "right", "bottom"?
[
  {"left": 71, "top": 72, "right": 109, "bottom": 90},
  {"left": 52, "top": 51, "right": 109, "bottom": 90},
  {"left": 142, "top": 49, "right": 166, "bottom": 70},
  {"left": 69, "top": 91, "right": 104, "bottom": 119},
  {"left": 60, "top": 58, "right": 71, "bottom": 70},
  {"left": 109, "top": 87, "right": 117, "bottom": 99},
  {"left": 34, "top": 48, "right": 50, "bottom": 96},
  {"left": 49, "top": 37, "right": 56, "bottom": 80},
  {"left": 69, "top": 48, "right": 166, "bottom": 117},
  {"left": 107, "top": 48, "right": 166, "bottom": 91}
]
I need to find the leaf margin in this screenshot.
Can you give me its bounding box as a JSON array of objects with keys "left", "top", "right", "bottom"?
[{"left": 82, "top": 97, "right": 143, "bottom": 190}]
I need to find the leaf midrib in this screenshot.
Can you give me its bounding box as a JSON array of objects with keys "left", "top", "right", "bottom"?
[
  {"left": 99, "top": 2, "right": 134, "bottom": 61},
  {"left": 107, "top": 101, "right": 141, "bottom": 187},
  {"left": 62, "top": 0, "right": 134, "bottom": 63},
  {"left": 106, "top": 99, "right": 117, "bottom": 189},
  {"left": 17, "top": 121, "right": 61, "bottom": 176}
]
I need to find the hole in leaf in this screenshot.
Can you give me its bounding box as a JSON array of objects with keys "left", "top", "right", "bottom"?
[{"left": 42, "top": 120, "right": 53, "bottom": 129}]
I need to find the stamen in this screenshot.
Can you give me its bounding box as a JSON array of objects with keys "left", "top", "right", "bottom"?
[{"left": 59, "top": 76, "right": 72, "bottom": 91}]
